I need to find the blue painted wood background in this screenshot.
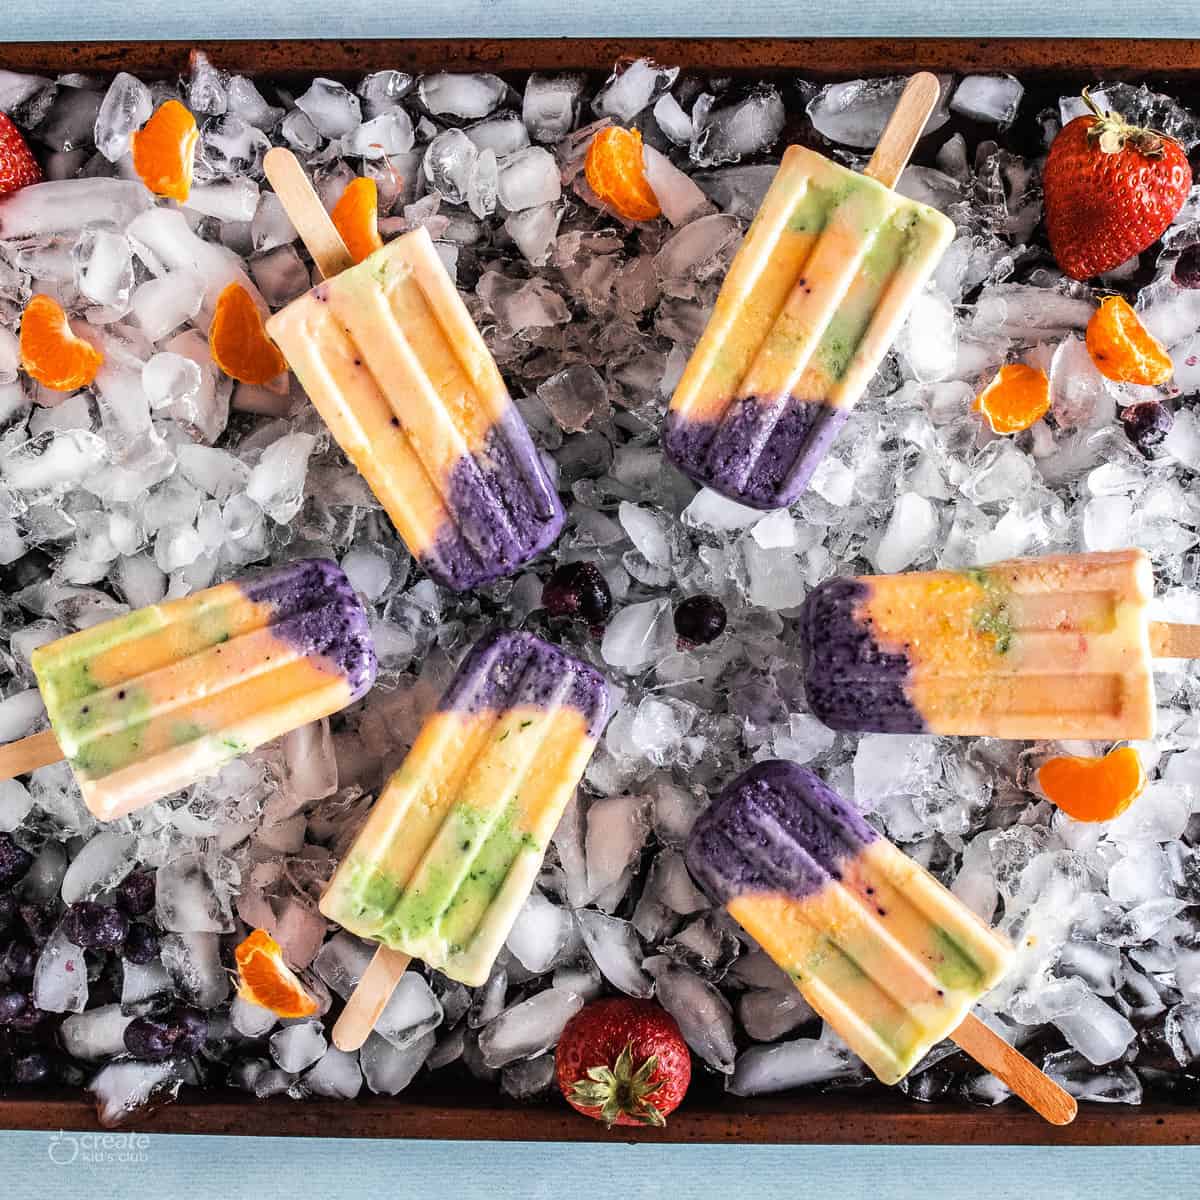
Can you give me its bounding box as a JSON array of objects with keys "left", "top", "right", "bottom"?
[{"left": 3, "top": 2, "right": 1200, "bottom": 1195}]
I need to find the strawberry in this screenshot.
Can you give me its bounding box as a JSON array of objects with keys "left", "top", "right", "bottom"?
[
  {"left": 1043, "top": 91, "right": 1191, "bottom": 280},
  {"left": 0, "top": 114, "right": 41, "bottom": 197},
  {"left": 555, "top": 998, "right": 691, "bottom": 1128}
]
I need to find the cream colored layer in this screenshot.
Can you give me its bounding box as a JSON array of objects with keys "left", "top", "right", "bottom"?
[
  {"left": 267, "top": 227, "right": 512, "bottom": 560},
  {"left": 320, "top": 698, "right": 597, "bottom": 987},
  {"left": 868, "top": 549, "right": 1157, "bottom": 739},
  {"left": 728, "top": 839, "right": 1012, "bottom": 1085},
  {"left": 669, "top": 145, "right": 954, "bottom": 426},
  {"left": 81, "top": 672, "right": 352, "bottom": 820}
]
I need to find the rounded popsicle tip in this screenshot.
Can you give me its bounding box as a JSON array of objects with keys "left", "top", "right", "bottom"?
[
  {"left": 685, "top": 760, "right": 878, "bottom": 907},
  {"left": 240, "top": 557, "right": 378, "bottom": 701}
]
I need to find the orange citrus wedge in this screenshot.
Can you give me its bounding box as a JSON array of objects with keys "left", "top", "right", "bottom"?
[
  {"left": 331, "top": 176, "right": 384, "bottom": 264},
  {"left": 209, "top": 282, "right": 288, "bottom": 385},
  {"left": 19, "top": 294, "right": 103, "bottom": 392},
  {"left": 1038, "top": 745, "right": 1146, "bottom": 823},
  {"left": 973, "top": 362, "right": 1051, "bottom": 434},
  {"left": 234, "top": 929, "right": 319, "bottom": 1019},
  {"left": 585, "top": 126, "right": 661, "bottom": 222},
  {"left": 1085, "top": 295, "right": 1173, "bottom": 385},
  {"left": 131, "top": 99, "right": 199, "bottom": 203}
]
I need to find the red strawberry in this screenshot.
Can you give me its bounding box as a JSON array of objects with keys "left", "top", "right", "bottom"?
[
  {"left": 0, "top": 114, "right": 41, "bottom": 197},
  {"left": 1043, "top": 91, "right": 1191, "bottom": 280},
  {"left": 555, "top": 998, "right": 691, "bottom": 1128}
]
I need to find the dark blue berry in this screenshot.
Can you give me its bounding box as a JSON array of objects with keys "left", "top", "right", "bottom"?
[
  {"left": 124, "top": 1005, "right": 209, "bottom": 1061},
  {"left": 1121, "top": 401, "right": 1174, "bottom": 453},
  {"left": 0, "top": 835, "right": 32, "bottom": 892},
  {"left": 12, "top": 1049, "right": 50, "bottom": 1084},
  {"left": 0, "top": 893, "right": 15, "bottom": 932},
  {"left": 61, "top": 901, "right": 128, "bottom": 952},
  {"left": 173, "top": 1007, "right": 209, "bottom": 1056},
  {"left": 115, "top": 870, "right": 156, "bottom": 917},
  {"left": 1174, "top": 244, "right": 1200, "bottom": 289},
  {"left": 543, "top": 561, "right": 613, "bottom": 625},
  {"left": 0, "top": 991, "right": 28, "bottom": 1025},
  {"left": 674, "top": 594, "right": 728, "bottom": 646},
  {"left": 1, "top": 941, "right": 36, "bottom": 980},
  {"left": 121, "top": 922, "right": 161, "bottom": 965}
]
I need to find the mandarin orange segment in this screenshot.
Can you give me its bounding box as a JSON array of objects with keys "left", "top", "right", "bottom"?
[
  {"left": 585, "top": 126, "right": 662, "bottom": 222},
  {"left": 972, "top": 362, "right": 1051, "bottom": 434},
  {"left": 234, "top": 928, "right": 319, "bottom": 1019},
  {"left": 131, "top": 99, "right": 199, "bottom": 203},
  {"left": 331, "top": 177, "right": 384, "bottom": 264},
  {"left": 1038, "top": 745, "right": 1146, "bottom": 823},
  {"left": 209, "top": 282, "right": 288, "bottom": 385},
  {"left": 1086, "top": 295, "right": 1173, "bottom": 385},
  {"left": 19, "top": 294, "right": 103, "bottom": 392}
]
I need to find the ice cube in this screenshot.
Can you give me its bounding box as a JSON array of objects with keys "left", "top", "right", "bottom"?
[
  {"left": 295, "top": 78, "right": 361, "bottom": 138},
  {"left": 61, "top": 1004, "right": 135, "bottom": 1061},
  {"left": 873, "top": 493, "right": 938, "bottom": 572},
  {"left": 93, "top": 72, "right": 153, "bottom": 162},
  {"left": 538, "top": 364, "right": 608, "bottom": 433},
  {"left": 853, "top": 734, "right": 939, "bottom": 806},
  {"left": 585, "top": 793, "right": 650, "bottom": 901},
  {"left": 728, "top": 1035, "right": 857, "bottom": 1095},
  {"left": 577, "top": 909, "right": 652, "bottom": 997},
  {"left": 361, "top": 1029, "right": 435, "bottom": 1095},
  {"left": 594, "top": 59, "right": 678, "bottom": 122},
  {"left": 477, "top": 987, "right": 583, "bottom": 1068},
  {"left": 0, "top": 779, "right": 33, "bottom": 832},
  {"left": 496, "top": 147, "right": 561, "bottom": 211},
  {"left": 646, "top": 958, "right": 736, "bottom": 1073},
  {"left": 60, "top": 831, "right": 135, "bottom": 904},
  {"left": 270, "top": 1021, "right": 328, "bottom": 1072},
  {"left": 424, "top": 128, "right": 477, "bottom": 204},
  {"left": 522, "top": 74, "right": 584, "bottom": 143},
  {"left": 245, "top": 432, "right": 316, "bottom": 523},
  {"left": 600, "top": 598, "right": 674, "bottom": 671},
  {"left": 89, "top": 1061, "right": 182, "bottom": 1129},
  {"left": 344, "top": 111, "right": 415, "bottom": 160},
  {"left": 506, "top": 890, "right": 573, "bottom": 974},
  {"left": 642, "top": 145, "right": 713, "bottom": 226},
  {"left": 303, "top": 1045, "right": 363, "bottom": 1099},
  {"left": 951, "top": 75, "right": 1024, "bottom": 127},
  {"left": 33, "top": 927, "right": 89, "bottom": 1013},
  {"left": 419, "top": 73, "right": 507, "bottom": 120},
  {"left": 0, "top": 688, "right": 45, "bottom": 743},
  {"left": 691, "top": 88, "right": 785, "bottom": 167},
  {"left": 161, "top": 931, "right": 231, "bottom": 1008}
]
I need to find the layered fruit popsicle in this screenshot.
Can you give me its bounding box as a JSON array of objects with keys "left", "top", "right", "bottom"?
[
  {"left": 664, "top": 144, "right": 954, "bottom": 509},
  {"left": 801, "top": 548, "right": 1157, "bottom": 740},
  {"left": 266, "top": 226, "right": 565, "bottom": 592},
  {"left": 31, "top": 559, "right": 376, "bottom": 820},
  {"left": 320, "top": 628, "right": 608, "bottom": 986},
  {"left": 686, "top": 760, "right": 1013, "bottom": 1085}
]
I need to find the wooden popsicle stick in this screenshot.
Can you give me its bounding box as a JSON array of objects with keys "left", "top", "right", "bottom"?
[
  {"left": 331, "top": 945, "right": 413, "bottom": 1052},
  {"left": 0, "top": 729, "right": 63, "bottom": 781},
  {"left": 1150, "top": 621, "right": 1200, "bottom": 658},
  {"left": 263, "top": 147, "right": 355, "bottom": 280},
  {"left": 950, "top": 1013, "right": 1077, "bottom": 1126},
  {"left": 863, "top": 72, "right": 943, "bottom": 190}
]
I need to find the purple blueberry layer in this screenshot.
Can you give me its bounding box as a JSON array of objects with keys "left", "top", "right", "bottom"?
[
  {"left": 800, "top": 577, "right": 924, "bottom": 734},
  {"left": 686, "top": 760, "right": 878, "bottom": 905},
  {"left": 424, "top": 408, "right": 565, "bottom": 591},
  {"left": 439, "top": 629, "right": 609, "bottom": 738},
  {"left": 664, "top": 395, "right": 848, "bottom": 509},
  {"left": 241, "top": 558, "right": 377, "bottom": 701}
]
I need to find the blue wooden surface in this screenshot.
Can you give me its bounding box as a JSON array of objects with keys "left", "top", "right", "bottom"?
[{"left": 4, "top": 2, "right": 1200, "bottom": 1195}]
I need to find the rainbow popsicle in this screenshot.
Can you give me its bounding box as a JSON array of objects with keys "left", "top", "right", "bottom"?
[
  {"left": 685, "top": 760, "right": 1013, "bottom": 1085},
  {"left": 663, "top": 144, "right": 954, "bottom": 509},
  {"left": 320, "top": 629, "right": 608, "bottom": 986},
  {"left": 31, "top": 559, "right": 376, "bottom": 820},
  {"left": 266, "top": 227, "right": 564, "bottom": 592},
  {"left": 801, "top": 549, "right": 1158, "bottom": 739}
]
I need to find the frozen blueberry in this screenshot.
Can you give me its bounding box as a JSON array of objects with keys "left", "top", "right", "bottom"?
[
  {"left": 1, "top": 941, "right": 36, "bottom": 980},
  {"left": 19, "top": 903, "right": 58, "bottom": 947},
  {"left": 12, "top": 1049, "right": 50, "bottom": 1084},
  {"left": 0, "top": 991, "right": 28, "bottom": 1025},
  {"left": 674, "top": 594, "right": 728, "bottom": 646},
  {"left": 115, "top": 869, "right": 156, "bottom": 917},
  {"left": 1121, "top": 401, "right": 1174, "bottom": 454},
  {"left": 121, "top": 923, "right": 161, "bottom": 966},
  {"left": 124, "top": 1005, "right": 209, "bottom": 1062},
  {"left": 1174, "top": 244, "right": 1200, "bottom": 289},
  {"left": 61, "top": 901, "right": 128, "bottom": 952},
  {"left": 0, "top": 835, "right": 32, "bottom": 893},
  {"left": 0, "top": 894, "right": 15, "bottom": 933},
  {"left": 542, "top": 561, "right": 613, "bottom": 625}
]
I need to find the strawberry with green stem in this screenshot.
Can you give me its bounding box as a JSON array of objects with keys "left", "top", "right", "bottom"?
[
  {"left": 556, "top": 998, "right": 691, "bottom": 1129},
  {"left": 1043, "top": 90, "right": 1191, "bottom": 280}
]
